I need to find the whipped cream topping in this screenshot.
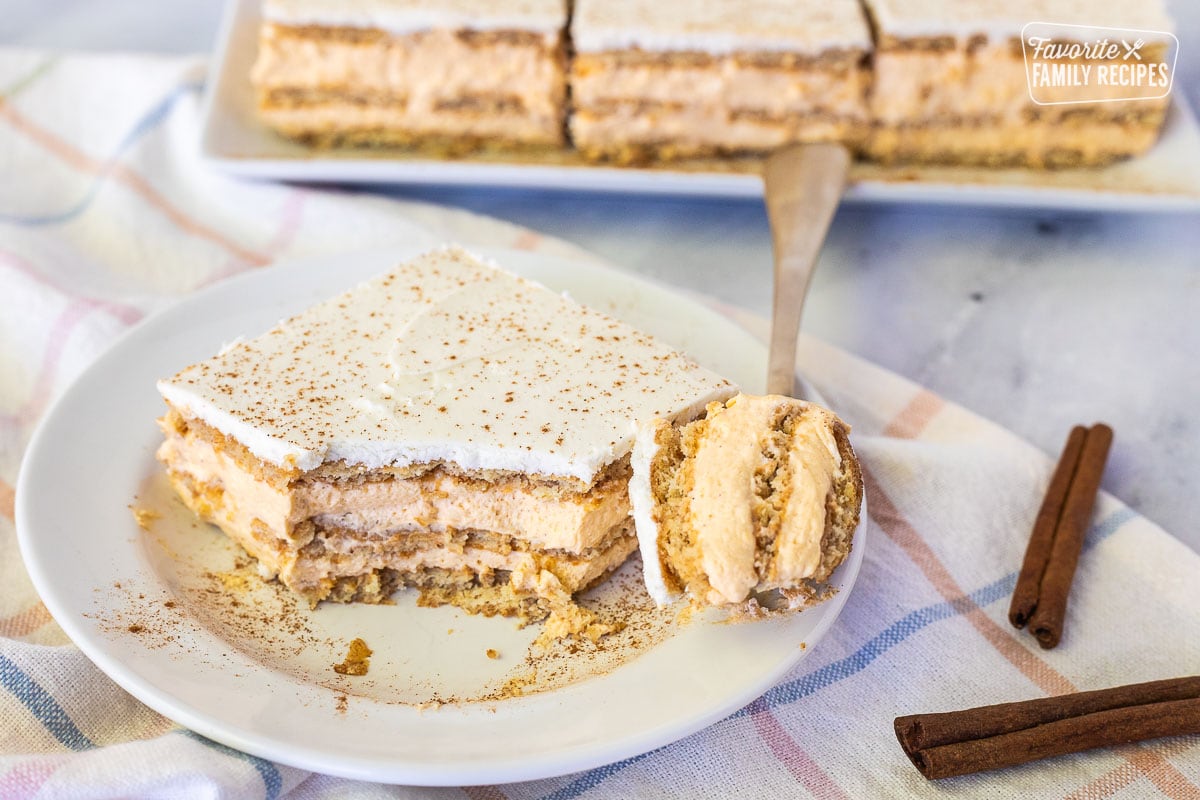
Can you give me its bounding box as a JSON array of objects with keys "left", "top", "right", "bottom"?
[
  {"left": 572, "top": 0, "right": 871, "bottom": 56},
  {"left": 158, "top": 247, "right": 734, "bottom": 484},
  {"left": 865, "top": 0, "right": 1173, "bottom": 41},
  {"left": 261, "top": 0, "right": 567, "bottom": 34},
  {"left": 629, "top": 418, "right": 676, "bottom": 605}
]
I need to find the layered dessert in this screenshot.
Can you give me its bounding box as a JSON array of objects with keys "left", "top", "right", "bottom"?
[
  {"left": 862, "top": 0, "right": 1175, "bottom": 167},
  {"left": 250, "top": 0, "right": 569, "bottom": 149},
  {"left": 630, "top": 394, "right": 862, "bottom": 611},
  {"left": 156, "top": 247, "right": 734, "bottom": 621},
  {"left": 568, "top": 0, "right": 873, "bottom": 163},
  {"left": 248, "top": 0, "right": 1176, "bottom": 169}
]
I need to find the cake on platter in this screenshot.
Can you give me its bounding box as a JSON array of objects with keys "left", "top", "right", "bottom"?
[
  {"left": 861, "top": 0, "right": 1175, "bottom": 167},
  {"left": 568, "top": 0, "right": 873, "bottom": 163},
  {"left": 247, "top": 0, "right": 1177, "bottom": 168},
  {"left": 250, "top": 0, "right": 569, "bottom": 150}
]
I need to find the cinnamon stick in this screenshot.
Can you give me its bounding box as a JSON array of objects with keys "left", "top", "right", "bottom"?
[
  {"left": 896, "top": 676, "right": 1200, "bottom": 780},
  {"left": 1008, "top": 425, "right": 1088, "bottom": 629},
  {"left": 1007, "top": 423, "right": 1113, "bottom": 647},
  {"left": 1028, "top": 423, "right": 1113, "bottom": 648}
]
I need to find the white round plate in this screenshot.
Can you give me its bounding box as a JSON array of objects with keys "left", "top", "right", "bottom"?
[{"left": 17, "top": 246, "right": 865, "bottom": 785}]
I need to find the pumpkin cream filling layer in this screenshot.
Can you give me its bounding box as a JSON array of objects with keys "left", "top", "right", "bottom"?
[{"left": 158, "top": 408, "right": 637, "bottom": 608}]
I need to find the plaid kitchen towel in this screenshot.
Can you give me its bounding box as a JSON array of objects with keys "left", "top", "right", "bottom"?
[{"left": 1, "top": 50, "right": 1198, "bottom": 799}]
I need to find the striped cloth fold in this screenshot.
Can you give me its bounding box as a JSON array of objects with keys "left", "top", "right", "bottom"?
[{"left": 2, "top": 49, "right": 1198, "bottom": 799}]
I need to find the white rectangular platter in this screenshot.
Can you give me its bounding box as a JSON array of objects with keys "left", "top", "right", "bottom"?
[{"left": 201, "top": 0, "right": 1200, "bottom": 212}]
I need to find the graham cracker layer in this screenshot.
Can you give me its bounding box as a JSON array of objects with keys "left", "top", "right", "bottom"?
[
  {"left": 865, "top": 115, "right": 1167, "bottom": 169},
  {"left": 283, "top": 520, "right": 638, "bottom": 607},
  {"left": 570, "top": 109, "right": 865, "bottom": 165},
  {"left": 270, "top": 127, "right": 568, "bottom": 155},
  {"left": 258, "top": 103, "right": 565, "bottom": 150},
  {"left": 262, "top": 88, "right": 530, "bottom": 116},
  {"left": 571, "top": 48, "right": 868, "bottom": 71},
  {"left": 264, "top": 23, "right": 557, "bottom": 49},
  {"left": 874, "top": 33, "right": 1019, "bottom": 54},
  {"left": 161, "top": 408, "right": 626, "bottom": 494}
]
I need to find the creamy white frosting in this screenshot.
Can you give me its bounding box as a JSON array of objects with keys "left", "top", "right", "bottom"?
[
  {"left": 629, "top": 418, "right": 676, "bottom": 606},
  {"left": 571, "top": 0, "right": 871, "bottom": 55},
  {"left": 261, "top": 0, "right": 567, "bottom": 34},
  {"left": 158, "top": 247, "right": 733, "bottom": 484},
  {"left": 865, "top": 0, "right": 1173, "bottom": 41}
]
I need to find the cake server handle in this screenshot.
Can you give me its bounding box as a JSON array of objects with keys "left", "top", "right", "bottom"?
[{"left": 763, "top": 143, "right": 851, "bottom": 398}]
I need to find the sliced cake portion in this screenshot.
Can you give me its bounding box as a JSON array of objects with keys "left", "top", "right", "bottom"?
[
  {"left": 862, "top": 0, "right": 1174, "bottom": 167},
  {"left": 156, "top": 247, "right": 735, "bottom": 623},
  {"left": 250, "top": 0, "right": 569, "bottom": 150},
  {"left": 630, "top": 394, "right": 862, "bottom": 611},
  {"left": 568, "top": 0, "right": 872, "bottom": 163}
]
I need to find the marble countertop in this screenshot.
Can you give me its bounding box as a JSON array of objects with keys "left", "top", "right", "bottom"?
[{"left": 8, "top": 1, "right": 1199, "bottom": 554}]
